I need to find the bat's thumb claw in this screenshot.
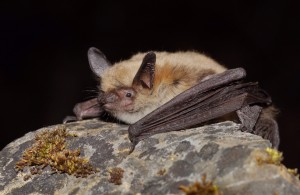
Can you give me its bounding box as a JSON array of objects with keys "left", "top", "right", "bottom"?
[{"left": 128, "top": 144, "right": 136, "bottom": 155}]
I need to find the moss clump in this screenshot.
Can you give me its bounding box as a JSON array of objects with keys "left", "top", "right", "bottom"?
[
  {"left": 15, "top": 126, "right": 97, "bottom": 177},
  {"left": 179, "top": 174, "right": 222, "bottom": 195},
  {"left": 108, "top": 167, "right": 124, "bottom": 185},
  {"left": 288, "top": 168, "right": 299, "bottom": 178},
  {"left": 157, "top": 168, "right": 166, "bottom": 176},
  {"left": 256, "top": 147, "right": 283, "bottom": 165},
  {"left": 256, "top": 147, "right": 299, "bottom": 179}
]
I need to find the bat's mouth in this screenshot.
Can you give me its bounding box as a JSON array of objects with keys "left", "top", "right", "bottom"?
[
  {"left": 103, "top": 103, "right": 134, "bottom": 112},
  {"left": 103, "top": 103, "right": 115, "bottom": 111}
]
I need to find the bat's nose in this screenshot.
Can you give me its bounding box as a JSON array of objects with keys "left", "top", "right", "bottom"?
[{"left": 102, "top": 93, "right": 119, "bottom": 104}]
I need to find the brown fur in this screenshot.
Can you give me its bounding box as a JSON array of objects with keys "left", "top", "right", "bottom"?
[{"left": 100, "top": 51, "right": 227, "bottom": 124}]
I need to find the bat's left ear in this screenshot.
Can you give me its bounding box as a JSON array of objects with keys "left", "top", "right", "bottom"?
[
  {"left": 132, "top": 52, "right": 156, "bottom": 89},
  {"left": 88, "top": 47, "right": 112, "bottom": 77}
]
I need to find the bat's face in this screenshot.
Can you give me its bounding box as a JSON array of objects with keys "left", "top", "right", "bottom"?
[
  {"left": 100, "top": 88, "right": 136, "bottom": 112},
  {"left": 99, "top": 86, "right": 155, "bottom": 124},
  {"left": 99, "top": 86, "right": 145, "bottom": 124},
  {"left": 89, "top": 49, "right": 157, "bottom": 124}
]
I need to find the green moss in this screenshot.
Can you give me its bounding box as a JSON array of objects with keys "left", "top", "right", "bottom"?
[
  {"left": 256, "top": 147, "right": 283, "bottom": 165},
  {"left": 288, "top": 168, "right": 299, "bottom": 178},
  {"left": 256, "top": 147, "right": 299, "bottom": 179},
  {"left": 15, "top": 126, "right": 97, "bottom": 178},
  {"left": 179, "top": 174, "right": 222, "bottom": 195}
]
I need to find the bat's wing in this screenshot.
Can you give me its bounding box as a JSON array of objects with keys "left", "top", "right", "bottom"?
[
  {"left": 128, "top": 68, "right": 276, "bottom": 151},
  {"left": 63, "top": 98, "right": 103, "bottom": 123}
]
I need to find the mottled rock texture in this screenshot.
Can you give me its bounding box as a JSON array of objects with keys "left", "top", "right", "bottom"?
[{"left": 1, "top": 119, "right": 299, "bottom": 195}]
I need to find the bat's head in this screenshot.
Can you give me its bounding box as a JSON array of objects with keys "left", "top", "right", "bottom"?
[{"left": 88, "top": 47, "right": 157, "bottom": 124}]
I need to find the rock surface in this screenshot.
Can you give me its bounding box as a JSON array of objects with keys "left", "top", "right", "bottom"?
[{"left": 0, "top": 119, "right": 299, "bottom": 195}]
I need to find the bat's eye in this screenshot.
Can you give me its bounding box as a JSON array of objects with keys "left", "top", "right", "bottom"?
[
  {"left": 122, "top": 89, "right": 134, "bottom": 98},
  {"left": 126, "top": 92, "right": 132, "bottom": 97}
]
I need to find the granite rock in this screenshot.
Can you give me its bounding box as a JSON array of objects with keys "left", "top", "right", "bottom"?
[{"left": 0, "top": 119, "right": 299, "bottom": 195}]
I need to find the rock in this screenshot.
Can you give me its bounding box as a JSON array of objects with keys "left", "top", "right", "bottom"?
[{"left": 0, "top": 119, "right": 299, "bottom": 195}]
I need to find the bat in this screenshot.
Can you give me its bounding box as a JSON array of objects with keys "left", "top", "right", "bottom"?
[{"left": 65, "top": 47, "right": 279, "bottom": 152}]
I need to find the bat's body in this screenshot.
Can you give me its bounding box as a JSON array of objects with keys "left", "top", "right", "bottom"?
[
  {"left": 100, "top": 51, "right": 226, "bottom": 124},
  {"left": 66, "top": 48, "right": 279, "bottom": 151}
]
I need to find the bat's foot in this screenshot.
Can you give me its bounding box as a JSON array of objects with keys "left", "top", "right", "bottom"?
[
  {"left": 254, "top": 117, "right": 280, "bottom": 149},
  {"left": 237, "top": 105, "right": 262, "bottom": 133},
  {"left": 237, "top": 105, "right": 279, "bottom": 148}
]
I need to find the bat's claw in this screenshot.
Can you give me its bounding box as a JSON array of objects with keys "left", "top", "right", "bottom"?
[
  {"left": 128, "top": 143, "right": 136, "bottom": 154},
  {"left": 128, "top": 138, "right": 140, "bottom": 155}
]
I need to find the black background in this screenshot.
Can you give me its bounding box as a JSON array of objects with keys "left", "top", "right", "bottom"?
[{"left": 1, "top": 1, "right": 299, "bottom": 168}]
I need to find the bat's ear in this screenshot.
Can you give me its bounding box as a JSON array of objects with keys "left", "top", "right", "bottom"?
[
  {"left": 132, "top": 52, "right": 156, "bottom": 89},
  {"left": 88, "top": 47, "right": 112, "bottom": 77}
]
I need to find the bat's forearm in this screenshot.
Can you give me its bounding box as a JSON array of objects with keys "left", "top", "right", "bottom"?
[
  {"left": 128, "top": 68, "right": 276, "bottom": 151},
  {"left": 128, "top": 68, "right": 247, "bottom": 138}
]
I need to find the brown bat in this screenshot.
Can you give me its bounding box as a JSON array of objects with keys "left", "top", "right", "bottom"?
[{"left": 65, "top": 47, "right": 279, "bottom": 152}]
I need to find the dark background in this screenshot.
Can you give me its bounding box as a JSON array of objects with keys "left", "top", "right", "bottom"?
[{"left": 1, "top": 1, "right": 299, "bottom": 168}]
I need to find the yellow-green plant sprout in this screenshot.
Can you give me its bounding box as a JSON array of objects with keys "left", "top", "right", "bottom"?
[
  {"left": 179, "top": 174, "right": 222, "bottom": 195},
  {"left": 256, "top": 147, "right": 299, "bottom": 179},
  {"left": 256, "top": 147, "right": 283, "bottom": 166}
]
